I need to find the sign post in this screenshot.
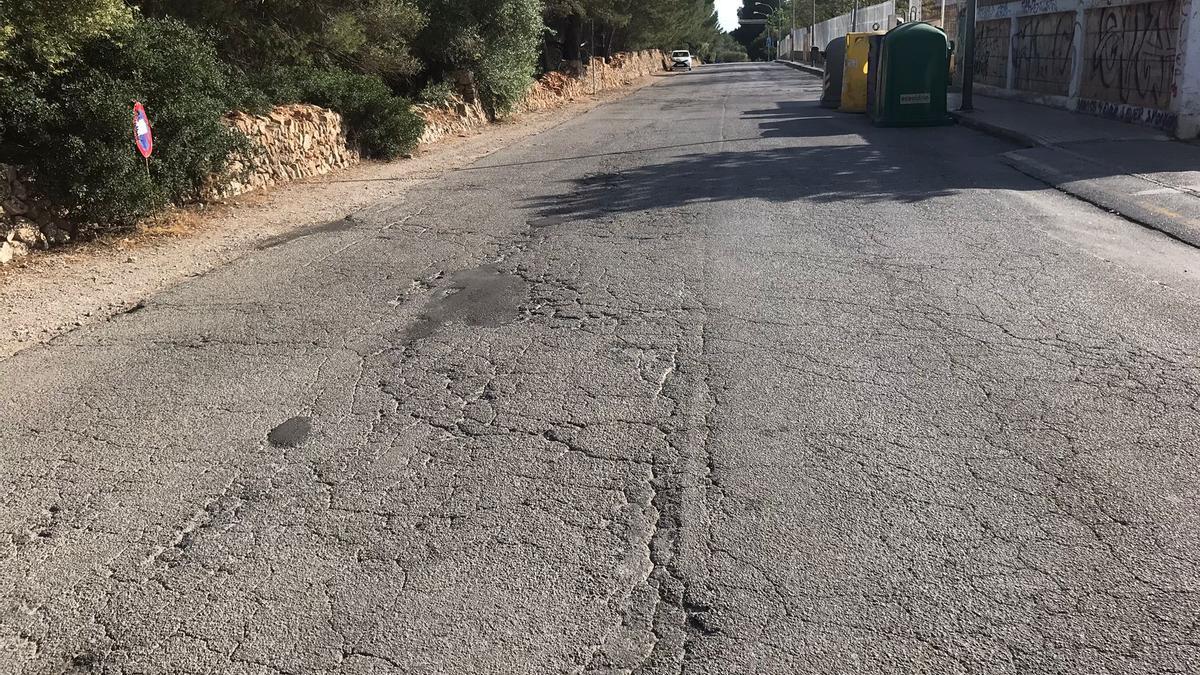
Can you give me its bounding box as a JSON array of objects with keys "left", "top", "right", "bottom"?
[{"left": 132, "top": 101, "right": 154, "bottom": 175}]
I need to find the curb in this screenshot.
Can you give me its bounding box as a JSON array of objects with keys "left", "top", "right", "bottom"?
[
  {"left": 951, "top": 113, "right": 1200, "bottom": 250},
  {"left": 948, "top": 111, "right": 1043, "bottom": 148},
  {"left": 775, "top": 60, "right": 825, "bottom": 77},
  {"left": 1001, "top": 150, "right": 1200, "bottom": 250},
  {"left": 770, "top": 60, "right": 1200, "bottom": 249}
]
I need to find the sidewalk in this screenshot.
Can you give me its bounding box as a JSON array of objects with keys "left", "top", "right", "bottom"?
[
  {"left": 777, "top": 59, "right": 1200, "bottom": 247},
  {"left": 947, "top": 93, "right": 1200, "bottom": 248}
]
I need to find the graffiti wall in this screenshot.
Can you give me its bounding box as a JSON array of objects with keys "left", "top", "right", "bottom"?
[
  {"left": 1012, "top": 11, "right": 1076, "bottom": 95},
  {"left": 1081, "top": 0, "right": 1180, "bottom": 110},
  {"left": 950, "top": 0, "right": 1197, "bottom": 136},
  {"left": 975, "top": 19, "right": 1012, "bottom": 87}
]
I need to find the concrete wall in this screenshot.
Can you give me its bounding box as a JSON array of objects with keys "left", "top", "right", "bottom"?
[
  {"left": 779, "top": 28, "right": 810, "bottom": 59},
  {"left": 962, "top": 0, "right": 1199, "bottom": 138}
]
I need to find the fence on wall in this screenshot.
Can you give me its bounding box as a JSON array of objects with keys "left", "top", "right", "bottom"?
[
  {"left": 775, "top": 1, "right": 897, "bottom": 60},
  {"left": 779, "top": 28, "right": 809, "bottom": 59},
  {"left": 812, "top": 1, "right": 898, "bottom": 50}
]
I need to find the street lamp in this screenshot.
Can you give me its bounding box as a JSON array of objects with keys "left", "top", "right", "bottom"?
[{"left": 752, "top": 4, "right": 777, "bottom": 61}]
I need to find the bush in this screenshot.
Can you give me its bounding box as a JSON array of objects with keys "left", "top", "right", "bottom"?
[
  {"left": 474, "top": 0, "right": 543, "bottom": 117},
  {"left": 272, "top": 67, "right": 425, "bottom": 159},
  {"left": 0, "top": 17, "right": 245, "bottom": 227},
  {"left": 418, "top": 80, "right": 457, "bottom": 104}
]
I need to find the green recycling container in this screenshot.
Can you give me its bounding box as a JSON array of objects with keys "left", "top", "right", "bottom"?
[{"left": 870, "top": 22, "right": 952, "bottom": 127}]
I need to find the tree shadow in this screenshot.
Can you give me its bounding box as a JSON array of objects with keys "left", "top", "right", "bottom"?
[
  {"left": 743, "top": 101, "right": 841, "bottom": 138},
  {"left": 525, "top": 101, "right": 1029, "bottom": 219}
]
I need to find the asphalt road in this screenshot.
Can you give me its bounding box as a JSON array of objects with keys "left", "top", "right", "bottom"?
[{"left": 5, "top": 64, "right": 1200, "bottom": 674}]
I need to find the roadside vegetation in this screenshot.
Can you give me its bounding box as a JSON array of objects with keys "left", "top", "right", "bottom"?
[
  {"left": 0, "top": 0, "right": 743, "bottom": 231},
  {"left": 731, "top": 0, "right": 860, "bottom": 60}
]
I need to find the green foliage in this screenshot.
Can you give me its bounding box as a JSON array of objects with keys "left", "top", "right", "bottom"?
[
  {"left": 273, "top": 67, "right": 424, "bottom": 159},
  {"left": 419, "top": 80, "right": 458, "bottom": 104},
  {"left": 135, "top": 0, "right": 427, "bottom": 85},
  {"left": 0, "top": 0, "right": 133, "bottom": 70},
  {"left": 0, "top": 18, "right": 245, "bottom": 226},
  {"left": 475, "top": 0, "right": 545, "bottom": 116},
  {"left": 714, "top": 50, "right": 750, "bottom": 62},
  {"left": 700, "top": 32, "right": 749, "bottom": 63},
  {"left": 413, "top": 0, "right": 543, "bottom": 117},
  {"left": 545, "top": 0, "right": 723, "bottom": 58}
]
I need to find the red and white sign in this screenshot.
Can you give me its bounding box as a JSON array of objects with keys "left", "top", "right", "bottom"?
[{"left": 133, "top": 101, "right": 153, "bottom": 159}]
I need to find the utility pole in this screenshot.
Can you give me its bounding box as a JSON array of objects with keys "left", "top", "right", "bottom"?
[
  {"left": 790, "top": 0, "right": 796, "bottom": 61},
  {"left": 812, "top": 0, "right": 817, "bottom": 61},
  {"left": 959, "top": 0, "right": 976, "bottom": 110}
]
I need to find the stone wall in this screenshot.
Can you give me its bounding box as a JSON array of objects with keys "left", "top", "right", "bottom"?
[
  {"left": 519, "top": 50, "right": 667, "bottom": 113},
  {"left": 1, "top": 165, "right": 70, "bottom": 265},
  {"left": 2, "top": 105, "right": 358, "bottom": 264},
  {"left": 216, "top": 104, "right": 359, "bottom": 199},
  {"left": 415, "top": 50, "right": 666, "bottom": 145},
  {"left": 416, "top": 96, "right": 490, "bottom": 146}
]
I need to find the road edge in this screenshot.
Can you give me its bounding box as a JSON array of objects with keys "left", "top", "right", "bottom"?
[
  {"left": 0, "top": 74, "right": 671, "bottom": 363},
  {"left": 775, "top": 59, "right": 825, "bottom": 77},
  {"left": 1000, "top": 150, "right": 1200, "bottom": 249}
]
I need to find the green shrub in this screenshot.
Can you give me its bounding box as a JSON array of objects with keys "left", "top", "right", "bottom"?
[
  {"left": 474, "top": 0, "right": 543, "bottom": 117},
  {"left": 418, "top": 80, "right": 457, "bottom": 104},
  {"left": 0, "top": 0, "right": 133, "bottom": 71},
  {"left": 413, "top": 0, "right": 542, "bottom": 118},
  {"left": 274, "top": 67, "right": 425, "bottom": 159},
  {"left": 0, "top": 17, "right": 245, "bottom": 227}
]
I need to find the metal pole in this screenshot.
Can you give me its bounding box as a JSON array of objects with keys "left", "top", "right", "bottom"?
[
  {"left": 959, "top": 0, "right": 976, "bottom": 110},
  {"left": 791, "top": 0, "right": 796, "bottom": 60}
]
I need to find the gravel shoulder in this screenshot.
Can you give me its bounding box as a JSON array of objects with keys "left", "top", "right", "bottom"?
[{"left": 0, "top": 74, "right": 669, "bottom": 362}]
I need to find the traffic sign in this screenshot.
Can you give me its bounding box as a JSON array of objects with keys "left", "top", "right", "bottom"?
[{"left": 133, "top": 102, "right": 153, "bottom": 159}]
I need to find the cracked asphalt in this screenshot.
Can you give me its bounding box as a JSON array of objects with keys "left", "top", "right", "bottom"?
[{"left": 5, "top": 63, "right": 1200, "bottom": 674}]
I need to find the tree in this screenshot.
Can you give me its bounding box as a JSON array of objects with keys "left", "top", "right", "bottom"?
[
  {"left": 135, "top": 0, "right": 427, "bottom": 88},
  {"left": 0, "top": 0, "right": 133, "bottom": 71},
  {"left": 414, "top": 0, "right": 544, "bottom": 115}
]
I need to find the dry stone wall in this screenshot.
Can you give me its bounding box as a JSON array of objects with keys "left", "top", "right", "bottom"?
[
  {"left": 215, "top": 105, "right": 359, "bottom": 199},
  {"left": 418, "top": 51, "right": 667, "bottom": 140},
  {"left": 416, "top": 96, "right": 490, "bottom": 146},
  {"left": 1, "top": 165, "right": 70, "bottom": 265},
  {"left": 520, "top": 50, "right": 668, "bottom": 113}
]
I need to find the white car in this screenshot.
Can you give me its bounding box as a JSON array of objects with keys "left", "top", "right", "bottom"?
[{"left": 671, "top": 50, "right": 694, "bottom": 71}]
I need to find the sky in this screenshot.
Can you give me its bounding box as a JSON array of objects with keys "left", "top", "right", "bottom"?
[{"left": 716, "top": 0, "right": 742, "bottom": 32}]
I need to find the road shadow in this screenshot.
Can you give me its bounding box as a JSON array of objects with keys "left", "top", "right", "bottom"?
[
  {"left": 525, "top": 102, "right": 1028, "bottom": 219},
  {"left": 743, "top": 101, "right": 840, "bottom": 138}
]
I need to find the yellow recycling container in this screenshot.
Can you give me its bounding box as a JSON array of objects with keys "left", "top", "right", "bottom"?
[{"left": 840, "top": 32, "right": 880, "bottom": 113}]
